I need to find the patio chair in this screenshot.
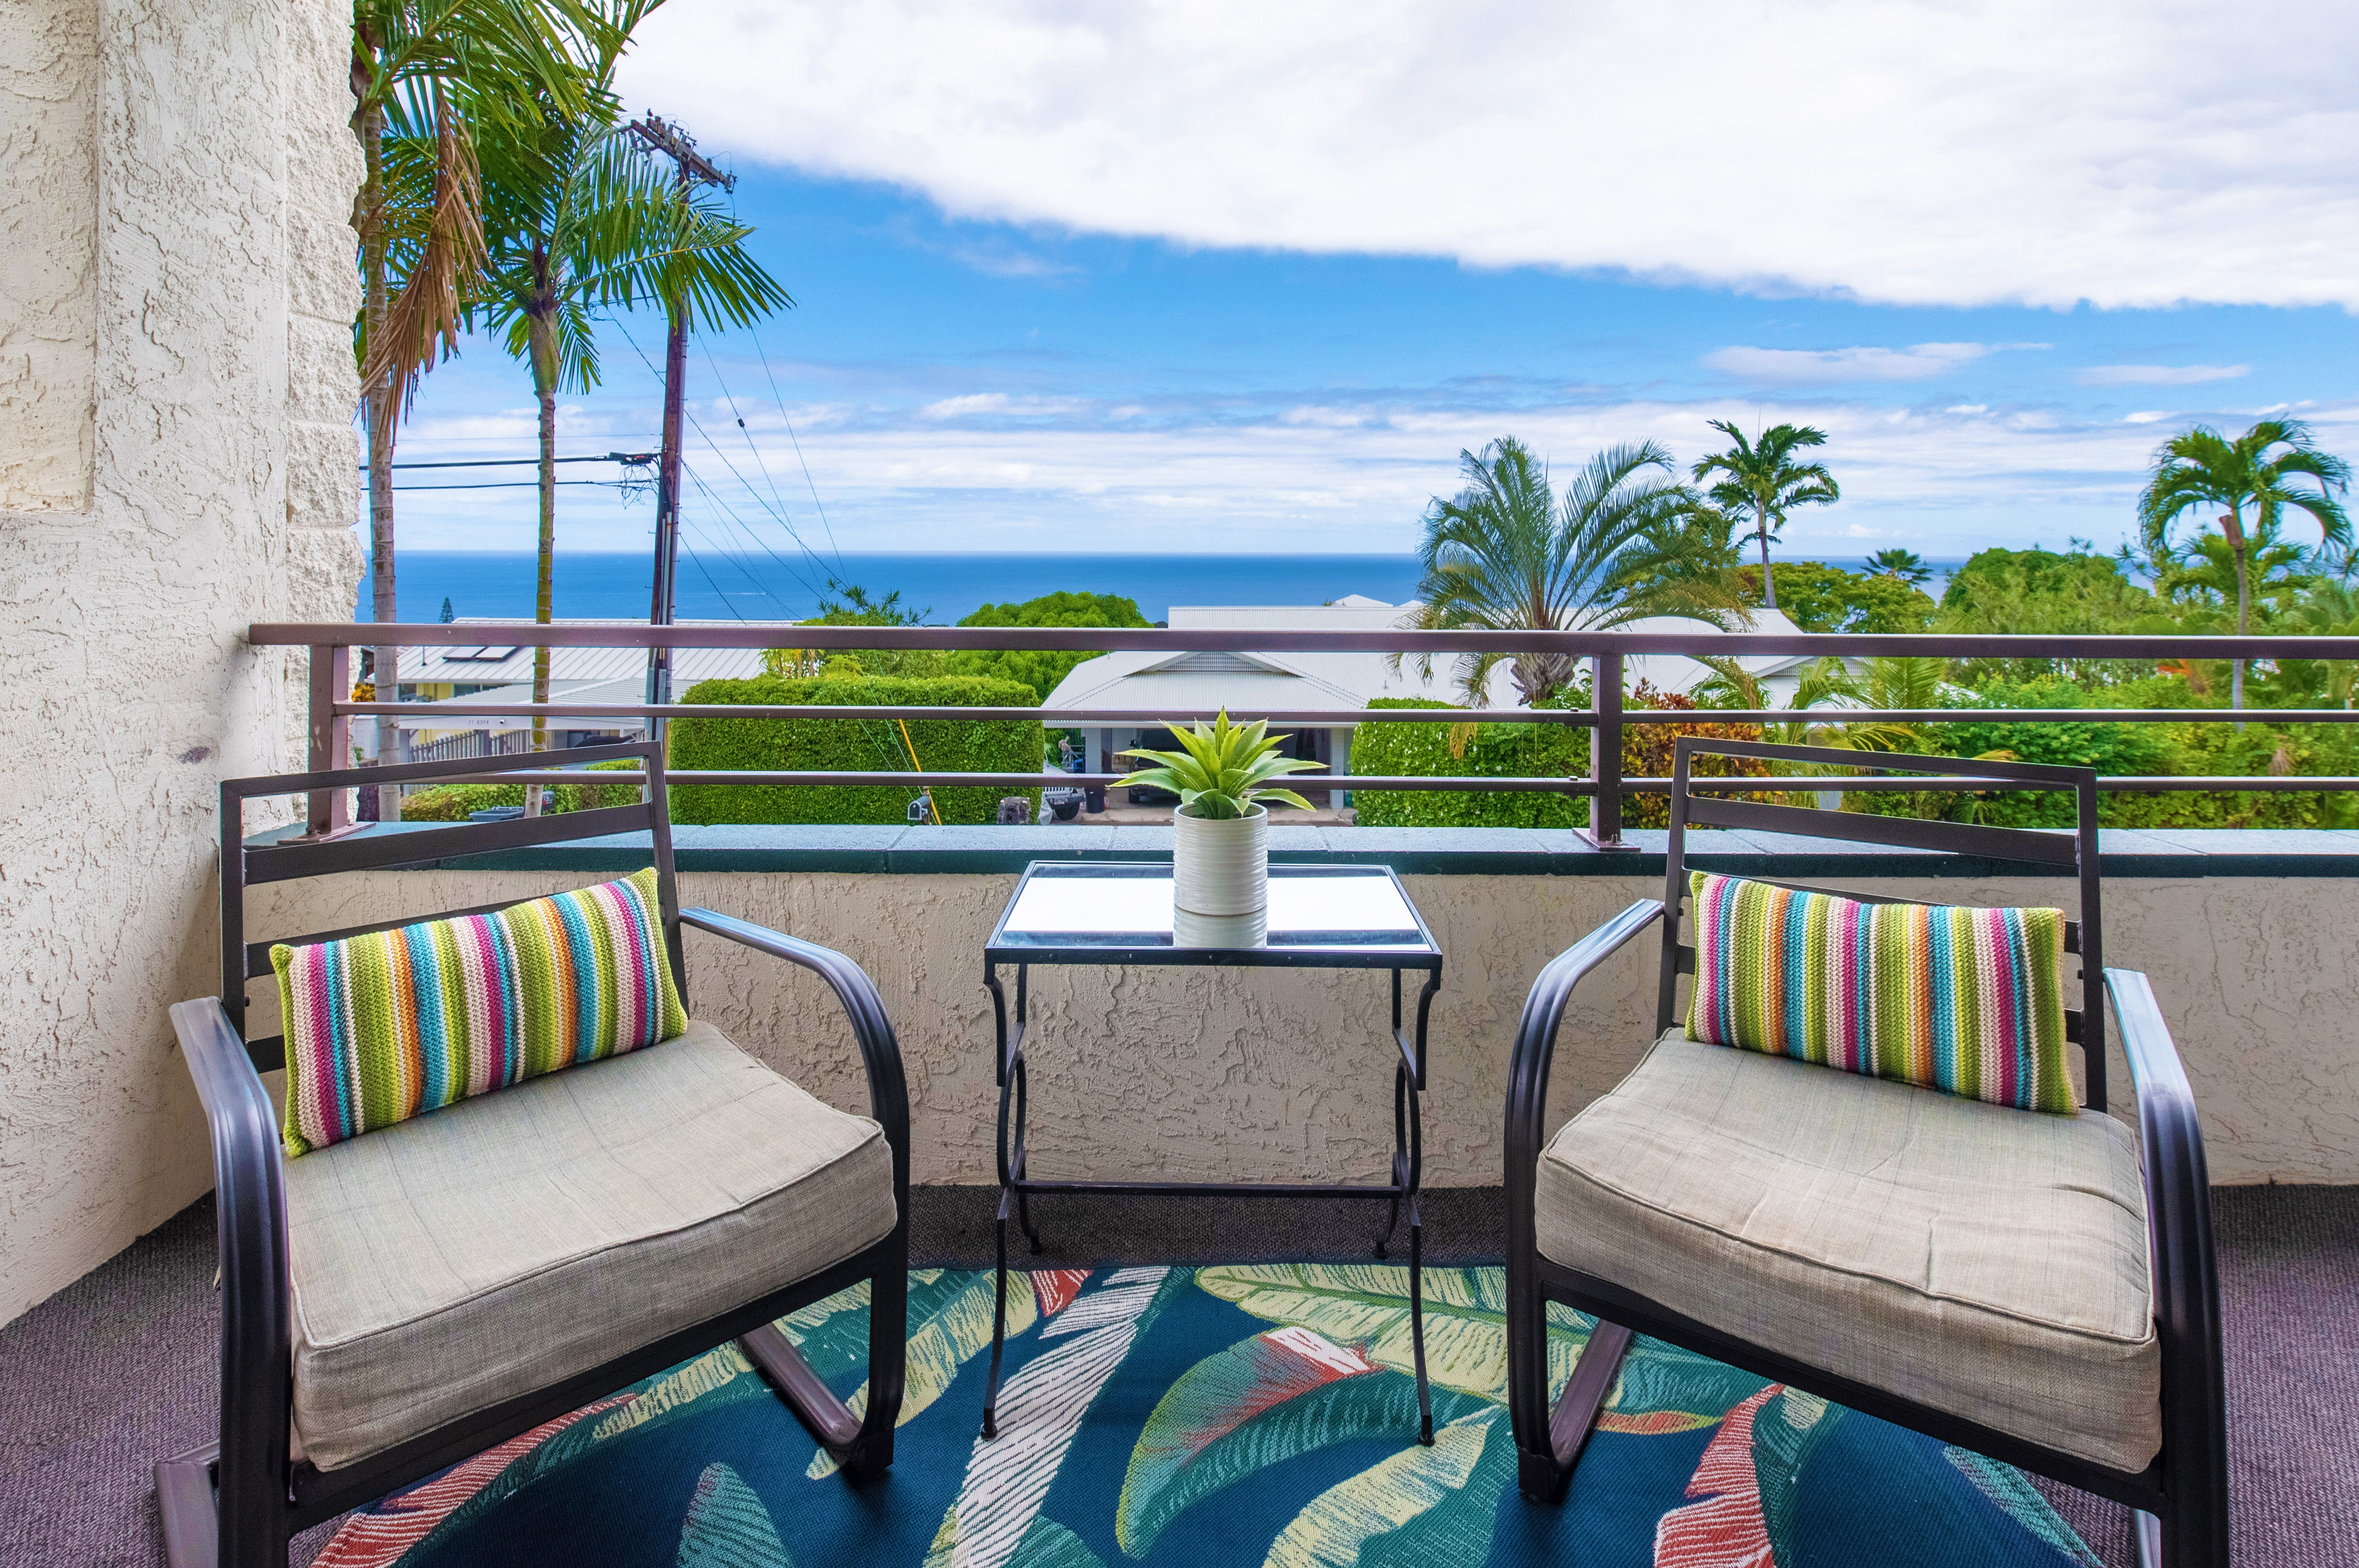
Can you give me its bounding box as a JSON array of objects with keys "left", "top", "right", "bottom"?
[
  {"left": 1504, "top": 738, "right": 2226, "bottom": 1568},
  {"left": 154, "top": 741, "right": 911, "bottom": 1568}
]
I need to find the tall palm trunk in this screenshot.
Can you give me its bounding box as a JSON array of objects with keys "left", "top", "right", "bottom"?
[
  {"left": 361, "top": 94, "right": 401, "bottom": 821},
  {"left": 1756, "top": 496, "right": 1778, "bottom": 608},
  {"left": 2224, "top": 508, "right": 2248, "bottom": 718},
  {"left": 525, "top": 277, "right": 558, "bottom": 816}
]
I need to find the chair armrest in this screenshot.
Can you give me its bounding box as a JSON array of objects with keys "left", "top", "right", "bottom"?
[
  {"left": 2103, "top": 968, "right": 2226, "bottom": 1494},
  {"left": 1504, "top": 900, "right": 1667, "bottom": 1185},
  {"left": 677, "top": 908, "right": 913, "bottom": 1199},
  {"left": 168, "top": 998, "right": 293, "bottom": 1491},
  {"left": 1502, "top": 899, "right": 1664, "bottom": 1466}
]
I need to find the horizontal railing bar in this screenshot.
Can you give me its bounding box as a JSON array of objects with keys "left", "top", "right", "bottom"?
[
  {"left": 339, "top": 699, "right": 2359, "bottom": 727},
  {"left": 252, "top": 621, "right": 2359, "bottom": 659},
  {"left": 1624, "top": 708, "right": 2359, "bottom": 725},
  {"left": 339, "top": 702, "right": 1600, "bottom": 725},
  {"left": 421, "top": 770, "right": 1601, "bottom": 793},
  {"left": 1659, "top": 775, "right": 2359, "bottom": 795},
  {"left": 329, "top": 767, "right": 2359, "bottom": 795}
]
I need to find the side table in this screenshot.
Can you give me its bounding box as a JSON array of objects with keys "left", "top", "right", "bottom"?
[{"left": 979, "top": 861, "right": 1444, "bottom": 1444}]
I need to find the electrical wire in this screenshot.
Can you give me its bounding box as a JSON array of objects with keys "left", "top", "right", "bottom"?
[
  {"left": 390, "top": 480, "right": 626, "bottom": 492},
  {"left": 745, "top": 323, "right": 846, "bottom": 569},
  {"left": 680, "top": 461, "right": 829, "bottom": 603},
  {"left": 698, "top": 334, "right": 801, "bottom": 544},
  {"left": 604, "top": 311, "right": 839, "bottom": 590}
]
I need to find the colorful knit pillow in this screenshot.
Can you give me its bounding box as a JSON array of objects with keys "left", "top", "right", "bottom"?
[
  {"left": 1685, "top": 872, "right": 2076, "bottom": 1114},
  {"left": 272, "top": 867, "right": 687, "bottom": 1156}
]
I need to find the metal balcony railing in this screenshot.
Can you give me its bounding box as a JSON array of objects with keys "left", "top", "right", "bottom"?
[{"left": 248, "top": 621, "right": 2359, "bottom": 848}]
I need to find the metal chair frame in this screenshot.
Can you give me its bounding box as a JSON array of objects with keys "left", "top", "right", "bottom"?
[
  {"left": 1503, "top": 737, "right": 2228, "bottom": 1568},
  {"left": 154, "top": 741, "right": 911, "bottom": 1568}
]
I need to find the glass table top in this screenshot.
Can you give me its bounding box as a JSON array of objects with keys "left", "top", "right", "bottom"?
[{"left": 987, "top": 862, "right": 1440, "bottom": 967}]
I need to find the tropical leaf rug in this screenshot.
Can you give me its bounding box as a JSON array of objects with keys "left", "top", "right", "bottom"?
[{"left": 315, "top": 1264, "right": 2103, "bottom": 1568}]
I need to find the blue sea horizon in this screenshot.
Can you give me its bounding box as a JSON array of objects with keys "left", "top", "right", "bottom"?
[{"left": 358, "top": 549, "right": 1966, "bottom": 626}]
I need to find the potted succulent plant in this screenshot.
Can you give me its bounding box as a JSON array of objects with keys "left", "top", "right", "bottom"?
[{"left": 1120, "top": 711, "right": 1324, "bottom": 921}]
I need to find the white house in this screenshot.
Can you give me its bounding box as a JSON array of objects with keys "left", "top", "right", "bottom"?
[
  {"left": 1041, "top": 597, "right": 1829, "bottom": 799},
  {"left": 387, "top": 619, "right": 769, "bottom": 760}
]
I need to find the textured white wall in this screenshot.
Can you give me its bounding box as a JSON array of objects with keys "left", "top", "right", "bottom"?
[
  {"left": 0, "top": 0, "right": 361, "bottom": 1324},
  {"left": 241, "top": 868, "right": 2359, "bottom": 1195}
]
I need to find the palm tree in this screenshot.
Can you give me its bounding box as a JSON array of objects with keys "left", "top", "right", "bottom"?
[
  {"left": 1691, "top": 654, "right": 1963, "bottom": 810},
  {"left": 1690, "top": 421, "right": 1840, "bottom": 610},
  {"left": 351, "top": 0, "right": 599, "bottom": 815},
  {"left": 1398, "top": 437, "right": 1700, "bottom": 706},
  {"left": 1865, "top": 547, "right": 1932, "bottom": 587},
  {"left": 458, "top": 6, "right": 791, "bottom": 804},
  {"left": 1610, "top": 498, "right": 1757, "bottom": 629},
  {"left": 2140, "top": 418, "right": 2352, "bottom": 711}
]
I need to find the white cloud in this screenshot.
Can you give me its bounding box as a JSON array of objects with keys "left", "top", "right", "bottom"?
[
  {"left": 618, "top": 0, "right": 2359, "bottom": 309},
  {"left": 1703, "top": 342, "right": 1997, "bottom": 384},
  {"left": 391, "top": 382, "right": 2359, "bottom": 552},
  {"left": 2077, "top": 363, "right": 2251, "bottom": 386},
  {"left": 1281, "top": 405, "right": 1375, "bottom": 428},
  {"left": 946, "top": 245, "right": 1078, "bottom": 279},
  {"left": 2123, "top": 410, "right": 2174, "bottom": 423},
  {"left": 917, "top": 392, "right": 1084, "bottom": 420}
]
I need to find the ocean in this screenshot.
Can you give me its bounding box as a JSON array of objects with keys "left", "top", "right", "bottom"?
[{"left": 358, "top": 550, "right": 1967, "bottom": 626}]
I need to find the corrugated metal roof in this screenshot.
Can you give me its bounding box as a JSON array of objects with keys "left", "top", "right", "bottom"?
[
  {"left": 397, "top": 621, "right": 771, "bottom": 686},
  {"left": 1045, "top": 605, "right": 1832, "bottom": 712},
  {"left": 393, "top": 676, "right": 651, "bottom": 733}
]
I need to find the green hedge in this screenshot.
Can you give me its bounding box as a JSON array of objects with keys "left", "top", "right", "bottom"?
[
  {"left": 669, "top": 675, "right": 1043, "bottom": 825},
  {"left": 1839, "top": 676, "right": 2327, "bottom": 830},
  {"left": 400, "top": 757, "right": 643, "bottom": 821},
  {"left": 1348, "top": 699, "right": 1590, "bottom": 827}
]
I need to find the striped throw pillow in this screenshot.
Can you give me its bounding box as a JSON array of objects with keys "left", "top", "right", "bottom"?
[
  {"left": 272, "top": 867, "right": 687, "bottom": 1156},
  {"left": 1685, "top": 872, "right": 2076, "bottom": 1114}
]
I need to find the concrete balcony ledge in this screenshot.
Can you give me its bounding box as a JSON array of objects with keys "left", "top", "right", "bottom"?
[
  {"left": 252, "top": 820, "right": 2359, "bottom": 878},
  {"left": 239, "top": 819, "right": 2359, "bottom": 1190}
]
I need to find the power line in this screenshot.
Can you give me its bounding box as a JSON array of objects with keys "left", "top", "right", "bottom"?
[
  {"left": 680, "top": 461, "right": 829, "bottom": 603},
  {"left": 746, "top": 324, "right": 846, "bottom": 568},
  {"left": 362, "top": 452, "right": 657, "bottom": 471},
  {"left": 390, "top": 480, "right": 628, "bottom": 492},
  {"left": 608, "top": 310, "right": 840, "bottom": 595},
  {"left": 698, "top": 334, "right": 801, "bottom": 545}
]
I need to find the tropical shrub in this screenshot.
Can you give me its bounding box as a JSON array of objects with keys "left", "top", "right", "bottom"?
[
  {"left": 1935, "top": 546, "right": 2160, "bottom": 685},
  {"left": 1348, "top": 699, "right": 1588, "bottom": 828},
  {"left": 1348, "top": 686, "right": 1766, "bottom": 828},
  {"left": 669, "top": 675, "right": 1041, "bottom": 825},
  {"left": 947, "top": 590, "right": 1155, "bottom": 702},
  {"left": 1737, "top": 561, "right": 1934, "bottom": 633},
  {"left": 400, "top": 757, "right": 643, "bottom": 821}
]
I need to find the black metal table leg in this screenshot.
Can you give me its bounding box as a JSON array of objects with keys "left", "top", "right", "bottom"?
[
  {"left": 1375, "top": 1062, "right": 1407, "bottom": 1259},
  {"left": 1013, "top": 1052, "right": 1042, "bottom": 1254},
  {"left": 1410, "top": 1192, "right": 1433, "bottom": 1445},
  {"left": 982, "top": 1186, "right": 1010, "bottom": 1439}
]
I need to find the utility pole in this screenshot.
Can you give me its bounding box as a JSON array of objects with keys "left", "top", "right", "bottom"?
[{"left": 626, "top": 115, "right": 733, "bottom": 741}]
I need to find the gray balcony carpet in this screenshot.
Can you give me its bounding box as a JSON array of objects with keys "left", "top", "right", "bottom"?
[{"left": 0, "top": 1184, "right": 2349, "bottom": 1567}]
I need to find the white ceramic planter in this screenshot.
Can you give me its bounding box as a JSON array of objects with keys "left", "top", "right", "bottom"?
[
  {"left": 1173, "top": 801, "right": 1270, "bottom": 916},
  {"left": 1172, "top": 906, "right": 1267, "bottom": 949}
]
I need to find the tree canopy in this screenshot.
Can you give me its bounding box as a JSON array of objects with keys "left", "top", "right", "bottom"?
[
  {"left": 947, "top": 590, "right": 1157, "bottom": 701},
  {"left": 1735, "top": 561, "right": 1934, "bottom": 633}
]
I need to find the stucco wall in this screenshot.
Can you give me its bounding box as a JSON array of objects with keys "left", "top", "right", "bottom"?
[
  {"left": 0, "top": 0, "right": 361, "bottom": 1324},
  {"left": 239, "top": 867, "right": 2359, "bottom": 1193}
]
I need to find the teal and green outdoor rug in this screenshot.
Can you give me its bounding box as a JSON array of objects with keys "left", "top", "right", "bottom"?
[{"left": 313, "top": 1264, "right": 2103, "bottom": 1568}]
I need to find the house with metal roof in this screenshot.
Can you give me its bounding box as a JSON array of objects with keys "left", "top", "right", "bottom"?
[
  {"left": 387, "top": 621, "right": 770, "bottom": 762},
  {"left": 1041, "top": 597, "right": 1829, "bottom": 802}
]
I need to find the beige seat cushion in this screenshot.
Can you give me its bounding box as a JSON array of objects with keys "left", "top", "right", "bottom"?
[
  {"left": 1536, "top": 1030, "right": 2159, "bottom": 1474},
  {"left": 283, "top": 1020, "right": 895, "bottom": 1471}
]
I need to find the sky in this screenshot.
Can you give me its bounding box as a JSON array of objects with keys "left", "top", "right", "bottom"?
[{"left": 378, "top": 0, "right": 2359, "bottom": 563}]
